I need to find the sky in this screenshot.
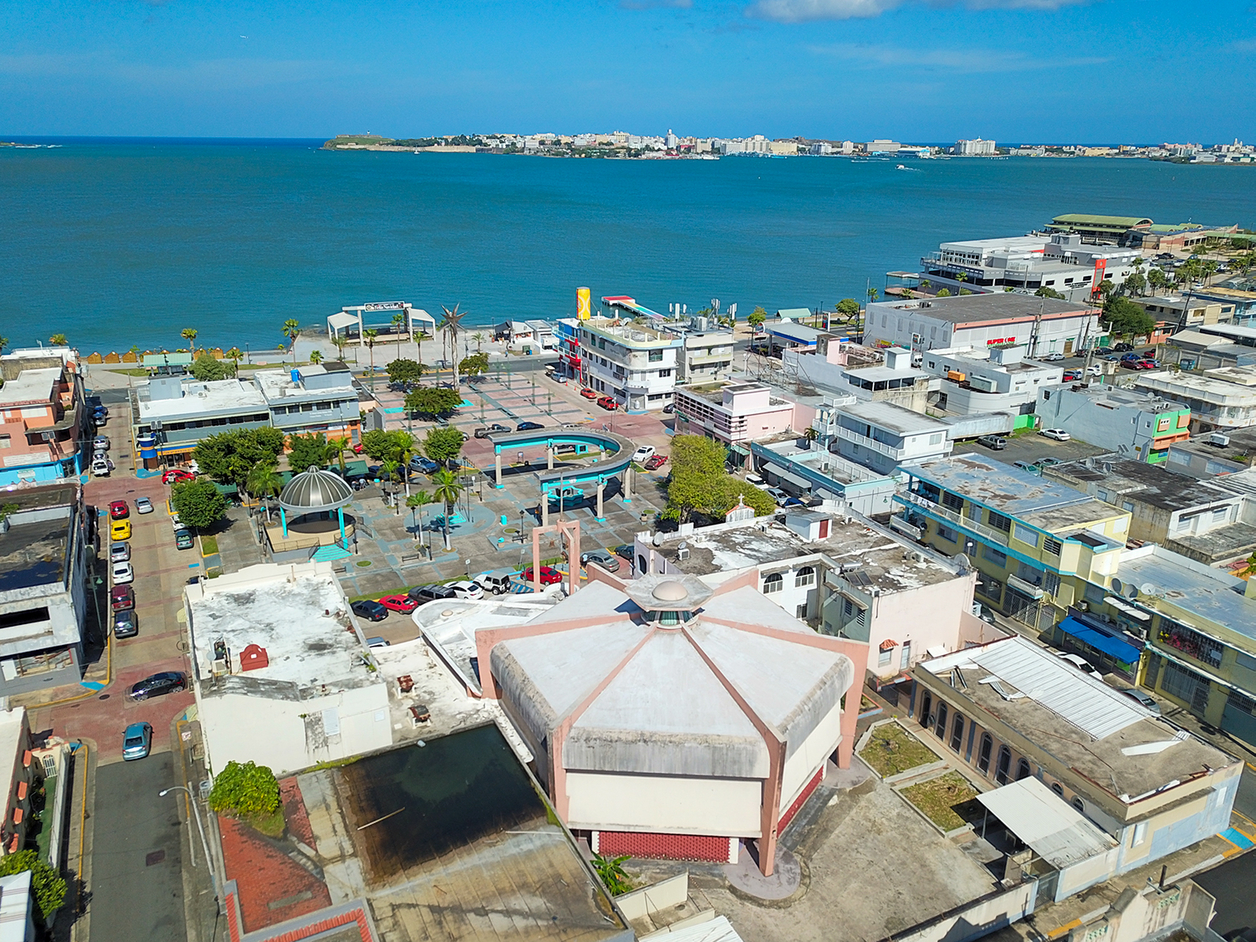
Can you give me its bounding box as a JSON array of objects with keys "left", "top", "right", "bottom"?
[{"left": 1, "top": 0, "right": 1254, "bottom": 143}]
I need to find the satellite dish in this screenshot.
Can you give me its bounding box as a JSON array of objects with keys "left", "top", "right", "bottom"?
[
  {"left": 955, "top": 553, "right": 971, "bottom": 570},
  {"left": 1111, "top": 578, "right": 1124, "bottom": 595},
  {"left": 1125, "top": 583, "right": 1140, "bottom": 599},
  {"left": 1140, "top": 583, "right": 1159, "bottom": 597}
]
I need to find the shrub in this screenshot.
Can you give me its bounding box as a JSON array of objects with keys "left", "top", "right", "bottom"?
[
  {"left": 209, "top": 760, "right": 280, "bottom": 817},
  {"left": 0, "top": 849, "right": 67, "bottom": 921}
]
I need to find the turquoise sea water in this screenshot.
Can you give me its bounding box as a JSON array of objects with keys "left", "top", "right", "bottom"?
[{"left": 4, "top": 138, "right": 1256, "bottom": 353}]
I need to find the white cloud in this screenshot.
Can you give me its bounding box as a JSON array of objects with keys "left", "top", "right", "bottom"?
[
  {"left": 748, "top": 0, "right": 1088, "bottom": 22},
  {"left": 808, "top": 41, "right": 1107, "bottom": 72}
]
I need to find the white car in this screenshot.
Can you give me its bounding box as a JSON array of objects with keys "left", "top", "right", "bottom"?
[
  {"left": 1039, "top": 428, "right": 1071, "bottom": 442},
  {"left": 90, "top": 458, "right": 111, "bottom": 477},
  {"left": 1039, "top": 352, "right": 1065, "bottom": 362},
  {"left": 109, "top": 542, "right": 130, "bottom": 563},
  {"left": 135, "top": 497, "right": 154, "bottom": 515},
  {"left": 111, "top": 561, "right": 135, "bottom": 585},
  {"left": 446, "top": 580, "right": 484, "bottom": 600},
  {"left": 1056, "top": 652, "right": 1103, "bottom": 680},
  {"left": 1085, "top": 365, "right": 1103, "bottom": 376},
  {"left": 93, "top": 435, "right": 110, "bottom": 450},
  {"left": 745, "top": 473, "right": 770, "bottom": 490},
  {"left": 631, "top": 445, "right": 656, "bottom": 464}
]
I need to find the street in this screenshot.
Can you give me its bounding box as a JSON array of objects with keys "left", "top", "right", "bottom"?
[{"left": 87, "top": 754, "right": 187, "bottom": 942}]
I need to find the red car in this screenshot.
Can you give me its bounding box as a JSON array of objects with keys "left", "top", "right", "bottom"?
[
  {"left": 109, "top": 500, "right": 129, "bottom": 520},
  {"left": 377, "top": 594, "right": 419, "bottom": 613},
  {"left": 523, "top": 566, "right": 563, "bottom": 585},
  {"left": 162, "top": 469, "right": 195, "bottom": 485},
  {"left": 644, "top": 454, "right": 668, "bottom": 471},
  {"left": 580, "top": 388, "right": 599, "bottom": 401},
  {"left": 111, "top": 585, "right": 134, "bottom": 612},
  {"left": 597, "top": 396, "right": 617, "bottom": 411},
  {"left": 353, "top": 443, "right": 365, "bottom": 454}
]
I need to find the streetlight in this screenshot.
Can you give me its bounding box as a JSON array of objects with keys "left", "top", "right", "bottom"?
[{"left": 159, "top": 786, "right": 218, "bottom": 905}]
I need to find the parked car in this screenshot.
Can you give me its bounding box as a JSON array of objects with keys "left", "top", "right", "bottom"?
[
  {"left": 782, "top": 496, "right": 808, "bottom": 508},
  {"left": 662, "top": 403, "right": 675, "bottom": 414},
  {"left": 110, "top": 519, "right": 132, "bottom": 542},
  {"left": 764, "top": 486, "right": 789, "bottom": 504},
  {"left": 516, "top": 421, "right": 545, "bottom": 432},
  {"left": 477, "top": 570, "right": 516, "bottom": 595},
  {"left": 613, "top": 544, "right": 635, "bottom": 562},
  {"left": 351, "top": 600, "right": 389, "bottom": 622},
  {"left": 93, "top": 435, "right": 110, "bottom": 451},
  {"left": 522, "top": 566, "right": 563, "bottom": 585},
  {"left": 1085, "top": 365, "right": 1103, "bottom": 376},
  {"left": 976, "top": 435, "right": 1007, "bottom": 450},
  {"left": 580, "top": 549, "right": 620, "bottom": 572},
  {"left": 446, "top": 580, "right": 484, "bottom": 600},
  {"left": 111, "top": 561, "right": 135, "bottom": 585},
  {"left": 644, "top": 454, "right": 668, "bottom": 471},
  {"left": 1014, "top": 460, "right": 1039, "bottom": 472},
  {"left": 109, "top": 541, "right": 130, "bottom": 563},
  {"left": 122, "top": 723, "right": 153, "bottom": 761},
  {"left": 162, "top": 468, "right": 195, "bottom": 485},
  {"left": 1039, "top": 428, "right": 1071, "bottom": 442},
  {"left": 109, "top": 500, "right": 130, "bottom": 520},
  {"left": 129, "top": 671, "right": 188, "bottom": 701},
  {"left": 408, "top": 584, "right": 458, "bottom": 605},
  {"left": 596, "top": 396, "right": 617, "bottom": 411},
  {"left": 90, "top": 458, "right": 111, "bottom": 477},
  {"left": 1055, "top": 652, "right": 1103, "bottom": 680},
  {"left": 579, "top": 387, "right": 599, "bottom": 400},
  {"left": 631, "top": 445, "right": 656, "bottom": 464},
  {"left": 1062, "top": 371, "right": 1081, "bottom": 382},
  {"left": 474, "top": 424, "right": 511, "bottom": 438},
  {"left": 409, "top": 455, "right": 440, "bottom": 474},
  {"left": 1112, "top": 342, "right": 1135, "bottom": 352},
  {"left": 1118, "top": 687, "right": 1161, "bottom": 714},
  {"left": 1038, "top": 352, "right": 1065, "bottom": 362},
  {"left": 1037, "top": 456, "right": 1062, "bottom": 468},
  {"left": 113, "top": 610, "right": 138, "bottom": 639},
  {"left": 110, "top": 585, "right": 134, "bottom": 612},
  {"left": 135, "top": 497, "right": 154, "bottom": 515},
  {"left": 744, "top": 473, "right": 769, "bottom": 490},
  {"left": 1139, "top": 359, "right": 1158, "bottom": 369},
  {"left": 377, "top": 594, "right": 418, "bottom": 613},
  {"left": 174, "top": 529, "right": 195, "bottom": 550},
  {"left": 366, "top": 637, "right": 391, "bottom": 649}
]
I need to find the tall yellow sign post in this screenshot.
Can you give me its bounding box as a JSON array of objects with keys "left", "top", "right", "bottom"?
[{"left": 577, "top": 286, "right": 591, "bottom": 320}]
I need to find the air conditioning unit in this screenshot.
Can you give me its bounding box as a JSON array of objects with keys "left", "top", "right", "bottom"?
[{"left": 968, "top": 375, "right": 999, "bottom": 393}]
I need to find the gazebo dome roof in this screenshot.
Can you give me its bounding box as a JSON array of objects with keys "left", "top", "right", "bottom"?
[{"left": 279, "top": 468, "right": 354, "bottom": 513}]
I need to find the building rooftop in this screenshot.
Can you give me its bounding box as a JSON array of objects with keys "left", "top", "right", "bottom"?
[
  {"left": 252, "top": 365, "right": 354, "bottom": 403},
  {"left": 1044, "top": 384, "right": 1182, "bottom": 414},
  {"left": 919, "top": 636, "right": 1237, "bottom": 803},
  {"left": 0, "top": 486, "right": 78, "bottom": 598},
  {"left": 905, "top": 455, "right": 1122, "bottom": 531},
  {"left": 1133, "top": 369, "right": 1256, "bottom": 404},
  {"left": 136, "top": 377, "right": 267, "bottom": 422},
  {"left": 650, "top": 512, "right": 964, "bottom": 593},
  {"left": 765, "top": 321, "right": 824, "bottom": 344},
  {"left": 839, "top": 399, "right": 948, "bottom": 435},
  {"left": 1043, "top": 456, "right": 1230, "bottom": 512},
  {"left": 1114, "top": 545, "right": 1256, "bottom": 643},
  {"left": 1049, "top": 214, "right": 1154, "bottom": 229},
  {"left": 186, "top": 563, "right": 379, "bottom": 698},
  {"left": 0, "top": 368, "right": 59, "bottom": 407},
  {"left": 872, "top": 294, "right": 1096, "bottom": 326},
  {"left": 582, "top": 317, "right": 681, "bottom": 347}
]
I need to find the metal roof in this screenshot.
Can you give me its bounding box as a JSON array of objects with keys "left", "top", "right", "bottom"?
[
  {"left": 278, "top": 468, "right": 354, "bottom": 513},
  {"left": 977, "top": 777, "right": 1118, "bottom": 869},
  {"left": 1050, "top": 214, "right": 1154, "bottom": 229}
]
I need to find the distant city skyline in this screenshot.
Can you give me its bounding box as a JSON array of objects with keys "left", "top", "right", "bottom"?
[{"left": 1, "top": 1, "right": 1253, "bottom": 142}]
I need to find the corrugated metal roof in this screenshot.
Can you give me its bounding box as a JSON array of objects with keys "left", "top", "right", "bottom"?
[
  {"left": 977, "top": 777, "right": 1117, "bottom": 869},
  {"left": 968, "top": 638, "right": 1145, "bottom": 740}
]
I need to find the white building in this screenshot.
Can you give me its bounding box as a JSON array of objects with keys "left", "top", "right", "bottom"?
[
  {"left": 1131, "top": 367, "right": 1256, "bottom": 433},
  {"left": 831, "top": 400, "right": 953, "bottom": 476},
  {"left": 579, "top": 317, "right": 682, "bottom": 412},
  {"left": 955, "top": 138, "right": 996, "bottom": 156},
  {"left": 186, "top": 562, "right": 392, "bottom": 777},
  {"left": 921, "top": 344, "right": 1066, "bottom": 415}
]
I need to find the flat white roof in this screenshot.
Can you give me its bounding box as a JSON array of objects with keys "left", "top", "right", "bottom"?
[
  {"left": 0, "top": 368, "right": 59, "bottom": 407},
  {"left": 0, "top": 870, "right": 32, "bottom": 942},
  {"left": 977, "top": 777, "right": 1117, "bottom": 869},
  {"left": 137, "top": 379, "right": 267, "bottom": 421},
  {"left": 839, "top": 399, "right": 947, "bottom": 434}
]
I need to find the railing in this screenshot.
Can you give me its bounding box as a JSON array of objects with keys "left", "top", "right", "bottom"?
[
  {"left": 898, "top": 492, "right": 1010, "bottom": 547},
  {"left": 838, "top": 428, "right": 903, "bottom": 459}
]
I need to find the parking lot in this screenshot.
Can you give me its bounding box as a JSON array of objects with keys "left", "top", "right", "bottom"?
[{"left": 953, "top": 429, "right": 1108, "bottom": 469}]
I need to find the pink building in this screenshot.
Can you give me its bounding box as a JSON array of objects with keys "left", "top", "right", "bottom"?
[
  {"left": 673, "top": 381, "right": 795, "bottom": 445},
  {"left": 0, "top": 352, "right": 86, "bottom": 486}
]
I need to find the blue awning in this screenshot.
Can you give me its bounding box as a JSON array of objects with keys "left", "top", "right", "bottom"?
[{"left": 1057, "top": 617, "right": 1141, "bottom": 665}]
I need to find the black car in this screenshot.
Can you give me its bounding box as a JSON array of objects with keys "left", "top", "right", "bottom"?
[
  {"left": 113, "top": 611, "right": 138, "bottom": 639},
  {"left": 1112, "top": 342, "right": 1135, "bottom": 353},
  {"left": 351, "top": 599, "right": 389, "bottom": 622},
  {"left": 408, "top": 584, "right": 458, "bottom": 605},
  {"left": 516, "top": 421, "right": 544, "bottom": 432},
  {"left": 129, "top": 671, "right": 187, "bottom": 701},
  {"left": 614, "top": 544, "right": 635, "bottom": 562}
]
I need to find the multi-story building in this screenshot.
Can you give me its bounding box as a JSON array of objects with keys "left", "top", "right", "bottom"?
[
  {"left": 922, "top": 344, "right": 1065, "bottom": 415},
  {"left": 784, "top": 343, "right": 931, "bottom": 410},
  {"left": 831, "top": 400, "right": 952, "bottom": 477},
  {"left": 913, "top": 636, "right": 1240, "bottom": 899},
  {"left": 1131, "top": 367, "right": 1256, "bottom": 433},
  {"left": 578, "top": 317, "right": 682, "bottom": 413},
  {"left": 555, "top": 317, "right": 581, "bottom": 379},
  {"left": 673, "top": 382, "right": 794, "bottom": 446},
  {"left": 0, "top": 708, "right": 34, "bottom": 858},
  {"left": 671, "top": 326, "right": 736, "bottom": 385},
  {"left": 895, "top": 455, "right": 1129, "bottom": 628},
  {"left": 0, "top": 350, "right": 86, "bottom": 487},
  {"left": 1044, "top": 214, "right": 1154, "bottom": 245},
  {"left": 0, "top": 485, "right": 91, "bottom": 695},
  {"left": 1135, "top": 296, "right": 1227, "bottom": 330},
  {"left": 253, "top": 364, "right": 361, "bottom": 440},
  {"left": 1033, "top": 384, "right": 1191, "bottom": 464},
  {"left": 749, "top": 433, "right": 899, "bottom": 516},
  {"left": 954, "top": 138, "right": 996, "bottom": 156},
  {"left": 865, "top": 294, "right": 1103, "bottom": 359},
  {"left": 918, "top": 232, "right": 1140, "bottom": 302}
]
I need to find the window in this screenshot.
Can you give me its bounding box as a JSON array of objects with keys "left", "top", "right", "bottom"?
[
  {"left": 987, "top": 510, "right": 1012, "bottom": 533},
  {"left": 1157, "top": 618, "right": 1223, "bottom": 668},
  {"left": 941, "top": 490, "right": 964, "bottom": 511},
  {"left": 762, "top": 572, "right": 783, "bottom": 594},
  {"left": 648, "top": 349, "right": 663, "bottom": 362},
  {"left": 1071, "top": 797, "right": 1086, "bottom": 813},
  {"left": 977, "top": 734, "right": 993, "bottom": 774},
  {"left": 900, "top": 641, "right": 912, "bottom": 670},
  {"left": 995, "top": 746, "right": 1012, "bottom": 785},
  {"left": 935, "top": 702, "right": 948, "bottom": 740},
  {"left": 979, "top": 578, "right": 1003, "bottom": 604},
  {"left": 1050, "top": 782, "right": 1064, "bottom": 797},
  {"left": 920, "top": 693, "right": 932, "bottom": 727},
  {"left": 983, "top": 545, "right": 1007, "bottom": 567},
  {"left": 658, "top": 369, "right": 672, "bottom": 378},
  {"left": 1043, "top": 537, "right": 1062, "bottom": 556},
  {"left": 1014, "top": 525, "right": 1040, "bottom": 548},
  {"left": 795, "top": 566, "right": 815, "bottom": 588},
  {"left": 950, "top": 714, "right": 964, "bottom": 751},
  {"left": 0, "top": 435, "right": 9, "bottom": 449},
  {"left": 1132, "top": 821, "right": 1147, "bottom": 846},
  {"left": 878, "top": 646, "right": 892, "bottom": 667},
  {"left": 937, "top": 525, "right": 959, "bottom": 543},
  {"left": 1016, "top": 758, "right": 1032, "bottom": 781}
]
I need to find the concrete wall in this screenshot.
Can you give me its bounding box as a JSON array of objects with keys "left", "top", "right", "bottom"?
[
  {"left": 876, "top": 881, "right": 1038, "bottom": 942},
  {"left": 615, "top": 873, "right": 690, "bottom": 923},
  {"left": 860, "top": 571, "right": 979, "bottom": 677},
  {"left": 1066, "top": 882, "right": 1216, "bottom": 942},
  {"left": 565, "top": 770, "right": 762, "bottom": 837},
  {"left": 779, "top": 704, "right": 841, "bottom": 807}
]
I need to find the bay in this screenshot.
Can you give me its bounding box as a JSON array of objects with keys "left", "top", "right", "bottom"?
[{"left": 3, "top": 138, "right": 1255, "bottom": 355}]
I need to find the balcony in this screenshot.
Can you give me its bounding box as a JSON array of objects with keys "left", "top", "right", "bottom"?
[
  {"left": 1006, "top": 573, "right": 1045, "bottom": 600},
  {"left": 898, "top": 491, "right": 1010, "bottom": 548},
  {"left": 837, "top": 428, "right": 903, "bottom": 460}
]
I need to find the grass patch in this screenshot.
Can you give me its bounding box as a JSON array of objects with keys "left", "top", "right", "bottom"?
[
  {"left": 857, "top": 723, "right": 938, "bottom": 778},
  {"left": 200, "top": 535, "right": 219, "bottom": 556},
  {"left": 241, "top": 807, "right": 285, "bottom": 839},
  {"left": 356, "top": 560, "right": 372, "bottom": 567},
  {"left": 900, "top": 772, "right": 978, "bottom": 832}
]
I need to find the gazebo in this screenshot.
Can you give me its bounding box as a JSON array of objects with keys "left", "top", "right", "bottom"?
[{"left": 277, "top": 468, "right": 355, "bottom": 544}]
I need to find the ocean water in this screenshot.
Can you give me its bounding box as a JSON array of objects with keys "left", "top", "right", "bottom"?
[{"left": 3, "top": 138, "right": 1256, "bottom": 354}]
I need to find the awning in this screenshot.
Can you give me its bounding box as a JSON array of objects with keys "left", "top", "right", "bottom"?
[
  {"left": 977, "top": 777, "right": 1117, "bottom": 870},
  {"left": 879, "top": 639, "right": 898, "bottom": 652},
  {"left": 1104, "top": 596, "right": 1152, "bottom": 622},
  {"left": 327, "top": 311, "right": 360, "bottom": 331},
  {"left": 156, "top": 443, "right": 194, "bottom": 456},
  {"left": 761, "top": 462, "right": 813, "bottom": 492},
  {"left": 1056, "top": 617, "right": 1141, "bottom": 665}
]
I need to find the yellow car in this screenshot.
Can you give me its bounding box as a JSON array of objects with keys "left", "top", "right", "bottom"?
[{"left": 110, "top": 519, "right": 132, "bottom": 542}]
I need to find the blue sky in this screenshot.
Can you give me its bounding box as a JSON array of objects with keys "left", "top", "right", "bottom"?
[{"left": 1, "top": 0, "right": 1253, "bottom": 142}]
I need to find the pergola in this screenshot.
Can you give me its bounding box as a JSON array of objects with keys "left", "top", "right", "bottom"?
[{"left": 326, "top": 302, "right": 437, "bottom": 347}]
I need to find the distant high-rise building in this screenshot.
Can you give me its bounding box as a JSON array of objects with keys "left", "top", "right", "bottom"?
[
  {"left": 955, "top": 138, "right": 997, "bottom": 156},
  {"left": 665, "top": 128, "right": 678, "bottom": 149}
]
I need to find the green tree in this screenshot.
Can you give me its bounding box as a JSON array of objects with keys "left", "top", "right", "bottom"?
[
  {"left": 194, "top": 428, "right": 285, "bottom": 487},
  {"left": 392, "top": 309, "right": 407, "bottom": 357},
  {"left": 1096, "top": 279, "right": 1116, "bottom": 300},
  {"left": 836, "top": 298, "right": 861, "bottom": 319},
  {"left": 471, "top": 331, "right": 486, "bottom": 354},
  {"left": 309, "top": 349, "right": 323, "bottom": 365},
  {"left": 405, "top": 386, "right": 462, "bottom": 418},
  {"left": 209, "top": 760, "right": 280, "bottom": 817},
  {"left": 0, "top": 849, "right": 67, "bottom": 921},
  {"left": 358, "top": 429, "right": 413, "bottom": 463},
  {"left": 364, "top": 327, "right": 379, "bottom": 385},
  {"left": 282, "top": 319, "right": 300, "bottom": 365},
  {"left": 1101, "top": 296, "right": 1157, "bottom": 339},
  {"left": 867, "top": 287, "right": 880, "bottom": 304},
  {"left": 671, "top": 435, "right": 727, "bottom": 477},
  {"left": 958, "top": 288, "right": 973, "bottom": 295},
  {"left": 431, "top": 468, "right": 464, "bottom": 551},
  {"left": 459, "top": 352, "right": 489, "bottom": 381},
  {"left": 0, "top": 337, "right": 8, "bottom": 356},
  {"left": 664, "top": 435, "right": 775, "bottom": 523},
  {"left": 386, "top": 358, "right": 426, "bottom": 384},
  {"left": 190, "top": 352, "right": 232, "bottom": 381},
  {"left": 1123, "top": 271, "right": 1147, "bottom": 297},
  {"left": 423, "top": 427, "right": 465, "bottom": 464},
  {"left": 225, "top": 346, "right": 243, "bottom": 376},
  {"left": 406, "top": 489, "right": 435, "bottom": 534},
  {"left": 1035, "top": 286, "right": 1065, "bottom": 300},
  {"left": 49, "top": 332, "right": 68, "bottom": 346},
  {"left": 288, "top": 432, "right": 332, "bottom": 472},
  {"left": 591, "top": 853, "right": 632, "bottom": 896},
  {"left": 171, "top": 479, "right": 228, "bottom": 530},
  {"left": 747, "top": 306, "right": 767, "bottom": 330},
  {"left": 439, "top": 304, "right": 468, "bottom": 387},
  {"left": 1148, "top": 267, "right": 1168, "bottom": 291},
  {"left": 245, "top": 461, "right": 283, "bottom": 519},
  {"left": 936, "top": 288, "right": 952, "bottom": 297},
  {"left": 181, "top": 327, "right": 198, "bottom": 356}
]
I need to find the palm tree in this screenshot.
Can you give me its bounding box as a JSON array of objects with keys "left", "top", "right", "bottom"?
[
  {"left": 49, "top": 333, "right": 68, "bottom": 346},
  {"left": 472, "top": 331, "right": 486, "bottom": 355},
  {"left": 325, "top": 437, "right": 350, "bottom": 473},
  {"left": 867, "top": 287, "right": 879, "bottom": 304},
  {"left": 364, "top": 328, "right": 379, "bottom": 390},
  {"left": 282, "top": 319, "right": 300, "bottom": 365},
  {"left": 309, "top": 349, "right": 323, "bottom": 365},
  {"left": 331, "top": 333, "right": 349, "bottom": 364},
  {"left": 0, "top": 337, "right": 8, "bottom": 356},
  {"left": 439, "top": 304, "right": 468, "bottom": 388},
  {"left": 181, "top": 328, "right": 198, "bottom": 356},
  {"left": 226, "top": 346, "right": 243, "bottom": 376},
  {"left": 803, "top": 427, "right": 819, "bottom": 444},
  {"left": 431, "top": 468, "right": 464, "bottom": 551},
  {"left": 246, "top": 461, "right": 284, "bottom": 522},
  {"left": 392, "top": 310, "right": 406, "bottom": 358},
  {"left": 380, "top": 458, "right": 399, "bottom": 499},
  {"left": 406, "top": 490, "right": 434, "bottom": 538}
]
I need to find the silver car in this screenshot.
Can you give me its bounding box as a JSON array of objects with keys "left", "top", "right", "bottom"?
[{"left": 109, "top": 542, "right": 130, "bottom": 563}]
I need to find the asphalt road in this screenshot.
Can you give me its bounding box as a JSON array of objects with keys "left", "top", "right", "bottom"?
[
  {"left": 89, "top": 754, "right": 187, "bottom": 942},
  {"left": 1196, "top": 849, "right": 1256, "bottom": 939}
]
